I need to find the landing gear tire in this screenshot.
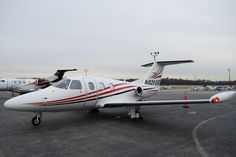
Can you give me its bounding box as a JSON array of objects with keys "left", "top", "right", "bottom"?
[
  {"left": 135, "top": 112, "right": 140, "bottom": 118},
  {"left": 32, "top": 116, "right": 41, "bottom": 126},
  {"left": 128, "top": 106, "right": 143, "bottom": 120},
  {"left": 32, "top": 113, "right": 42, "bottom": 126}
]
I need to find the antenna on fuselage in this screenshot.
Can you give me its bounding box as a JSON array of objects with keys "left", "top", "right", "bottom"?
[{"left": 150, "top": 52, "right": 159, "bottom": 61}]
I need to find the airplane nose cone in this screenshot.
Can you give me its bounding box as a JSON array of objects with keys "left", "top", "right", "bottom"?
[
  {"left": 4, "top": 90, "right": 47, "bottom": 112},
  {"left": 4, "top": 95, "right": 33, "bottom": 111},
  {"left": 4, "top": 98, "right": 19, "bottom": 110}
]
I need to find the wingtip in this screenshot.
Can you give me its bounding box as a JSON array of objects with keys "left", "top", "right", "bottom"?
[{"left": 210, "top": 91, "right": 236, "bottom": 103}]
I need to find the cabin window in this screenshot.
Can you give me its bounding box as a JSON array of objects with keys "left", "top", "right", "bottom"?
[
  {"left": 70, "top": 80, "right": 82, "bottom": 90},
  {"left": 14, "top": 81, "right": 17, "bottom": 84},
  {"left": 99, "top": 82, "right": 105, "bottom": 89},
  {"left": 18, "top": 81, "right": 22, "bottom": 84},
  {"left": 53, "top": 79, "right": 71, "bottom": 89},
  {"left": 88, "top": 82, "right": 95, "bottom": 90},
  {"left": 23, "top": 81, "right": 26, "bottom": 84},
  {"left": 109, "top": 83, "right": 114, "bottom": 90}
]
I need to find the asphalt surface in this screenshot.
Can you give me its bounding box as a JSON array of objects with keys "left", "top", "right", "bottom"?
[{"left": 0, "top": 90, "right": 235, "bottom": 157}]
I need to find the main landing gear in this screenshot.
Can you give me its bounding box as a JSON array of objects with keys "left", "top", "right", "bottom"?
[
  {"left": 128, "top": 106, "right": 143, "bottom": 120},
  {"left": 32, "top": 113, "right": 42, "bottom": 126}
]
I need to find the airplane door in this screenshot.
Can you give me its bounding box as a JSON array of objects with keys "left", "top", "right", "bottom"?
[
  {"left": 67, "top": 79, "right": 86, "bottom": 106},
  {"left": 7, "top": 80, "right": 13, "bottom": 90},
  {"left": 83, "top": 78, "right": 98, "bottom": 108},
  {"left": 0, "top": 79, "right": 8, "bottom": 90}
]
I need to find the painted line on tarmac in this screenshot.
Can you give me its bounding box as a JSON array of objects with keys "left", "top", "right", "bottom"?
[{"left": 192, "top": 110, "right": 236, "bottom": 157}]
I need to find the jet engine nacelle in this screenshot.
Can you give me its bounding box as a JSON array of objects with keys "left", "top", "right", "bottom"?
[{"left": 135, "top": 87, "right": 143, "bottom": 96}]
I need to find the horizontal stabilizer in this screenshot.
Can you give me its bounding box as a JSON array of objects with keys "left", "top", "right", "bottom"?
[
  {"left": 55, "top": 69, "right": 78, "bottom": 75},
  {"left": 142, "top": 60, "right": 194, "bottom": 67}
]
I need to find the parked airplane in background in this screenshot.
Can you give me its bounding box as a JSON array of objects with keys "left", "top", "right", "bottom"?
[
  {"left": 0, "top": 69, "right": 77, "bottom": 94},
  {"left": 4, "top": 54, "right": 235, "bottom": 126}
]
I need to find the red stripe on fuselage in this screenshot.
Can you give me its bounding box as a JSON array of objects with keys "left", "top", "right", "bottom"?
[
  {"left": 30, "top": 82, "right": 129, "bottom": 105},
  {"left": 151, "top": 70, "right": 161, "bottom": 79},
  {"left": 44, "top": 85, "right": 135, "bottom": 105}
]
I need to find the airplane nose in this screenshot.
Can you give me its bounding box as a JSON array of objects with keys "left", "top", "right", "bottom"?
[
  {"left": 4, "top": 97, "right": 25, "bottom": 111},
  {"left": 4, "top": 90, "right": 46, "bottom": 112},
  {"left": 4, "top": 98, "right": 19, "bottom": 110}
]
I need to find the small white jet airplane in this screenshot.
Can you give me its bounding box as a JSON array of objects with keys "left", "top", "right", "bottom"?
[
  {"left": 4, "top": 56, "right": 235, "bottom": 126},
  {"left": 0, "top": 69, "right": 77, "bottom": 94}
]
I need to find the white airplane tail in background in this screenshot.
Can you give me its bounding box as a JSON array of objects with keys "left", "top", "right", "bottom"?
[{"left": 138, "top": 60, "right": 194, "bottom": 87}]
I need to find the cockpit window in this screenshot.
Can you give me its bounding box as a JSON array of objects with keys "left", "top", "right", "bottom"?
[
  {"left": 0, "top": 80, "right": 5, "bottom": 83},
  {"left": 52, "top": 79, "right": 71, "bottom": 89},
  {"left": 70, "top": 80, "right": 82, "bottom": 90}
]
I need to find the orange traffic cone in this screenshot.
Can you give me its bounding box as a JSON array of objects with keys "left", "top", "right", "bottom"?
[{"left": 183, "top": 91, "right": 189, "bottom": 108}]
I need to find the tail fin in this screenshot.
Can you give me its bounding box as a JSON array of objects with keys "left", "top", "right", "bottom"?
[
  {"left": 137, "top": 60, "right": 193, "bottom": 87},
  {"left": 47, "top": 69, "right": 77, "bottom": 82}
]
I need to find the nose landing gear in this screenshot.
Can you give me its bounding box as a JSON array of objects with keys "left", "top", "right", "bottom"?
[{"left": 32, "top": 113, "right": 42, "bottom": 126}]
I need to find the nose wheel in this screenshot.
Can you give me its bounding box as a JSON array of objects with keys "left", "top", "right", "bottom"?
[{"left": 32, "top": 113, "right": 42, "bottom": 126}]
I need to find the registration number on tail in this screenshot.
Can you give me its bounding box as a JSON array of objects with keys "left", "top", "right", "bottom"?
[{"left": 145, "top": 80, "right": 161, "bottom": 86}]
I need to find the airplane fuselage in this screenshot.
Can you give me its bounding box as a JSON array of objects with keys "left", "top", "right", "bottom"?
[
  {"left": 0, "top": 78, "right": 37, "bottom": 92},
  {"left": 0, "top": 69, "right": 77, "bottom": 94},
  {"left": 4, "top": 76, "right": 158, "bottom": 112}
]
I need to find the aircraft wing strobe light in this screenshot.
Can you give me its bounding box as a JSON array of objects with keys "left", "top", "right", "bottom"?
[{"left": 211, "top": 97, "right": 220, "bottom": 104}]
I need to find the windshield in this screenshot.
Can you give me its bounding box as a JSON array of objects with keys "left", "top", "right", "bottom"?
[{"left": 52, "top": 79, "right": 71, "bottom": 89}]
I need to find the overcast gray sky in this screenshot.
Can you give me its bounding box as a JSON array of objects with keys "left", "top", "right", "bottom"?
[{"left": 0, "top": 0, "right": 235, "bottom": 80}]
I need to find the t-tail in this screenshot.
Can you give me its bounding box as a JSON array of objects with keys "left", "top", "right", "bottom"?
[
  {"left": 47, "top": 69, "right": 77, "bottom": 83},
  {"left": 139, "top": 60, "right": 194, "bottom": 87}
]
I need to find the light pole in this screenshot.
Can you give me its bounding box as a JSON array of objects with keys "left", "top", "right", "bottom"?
[{"left": 228, "top": 68, "right": 231, "bottom": 86}]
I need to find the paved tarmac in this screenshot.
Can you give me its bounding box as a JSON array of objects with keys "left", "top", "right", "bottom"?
[{"left": 0, "top": 90, "right": 235, "bottom": 157}]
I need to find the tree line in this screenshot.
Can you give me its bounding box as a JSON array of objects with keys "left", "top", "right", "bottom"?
[
  {"left": 122, "top": 78, "right": 235, "bottom": 86},
  {"left": 161, "top": 78, "right": 235, "bottom": 86}
]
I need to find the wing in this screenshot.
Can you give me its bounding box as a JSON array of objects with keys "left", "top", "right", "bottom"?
[
  {"left": 103, "top": 99, "right": 210, "bottom": 108},
  {"left": 102, "top": 91, "right": 235, "bottom": 108}
]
